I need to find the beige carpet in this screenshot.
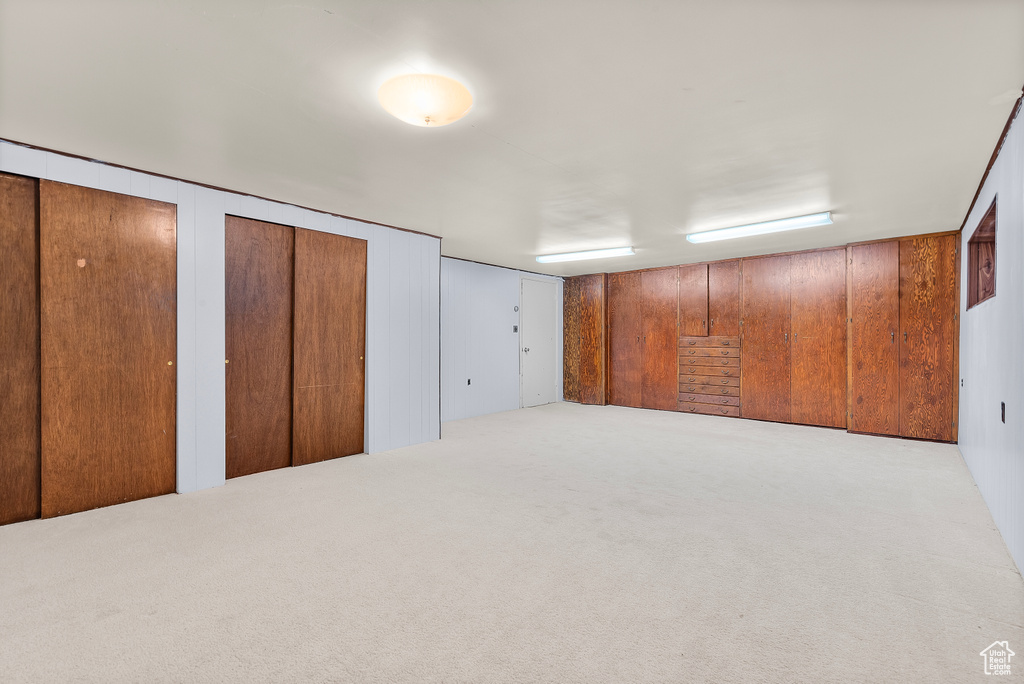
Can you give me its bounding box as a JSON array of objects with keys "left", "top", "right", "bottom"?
[{"left": 1, "top": 402, "right": 1021, "bottom": 683}]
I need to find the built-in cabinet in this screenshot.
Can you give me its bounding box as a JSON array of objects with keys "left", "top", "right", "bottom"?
[{"left": 563, "top": 232, "right": 959, "bottom": 443}]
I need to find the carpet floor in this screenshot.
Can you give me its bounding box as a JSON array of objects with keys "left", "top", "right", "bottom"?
[{"left": 1, "top": 402, "right": 1021, "bottom": 682}]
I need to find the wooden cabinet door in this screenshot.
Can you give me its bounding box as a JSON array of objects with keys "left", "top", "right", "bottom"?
[
  {"left": 900, "top": 236, "right": 956, "bottom": 441},
  {"left": 641, "top": 267, "right": 679, "bottom": 410},
  {"left": 40, "top": 182, "right": 177, "bottom": 517},
  {"left": 608, "top": 272, "right": 642, "bottom": 407},
  {"left": 0, "top": 174, "right": 40, "bottom": 525},
  {"left": 790, "top": 249, "right": 847, "bottom": 427},
  {"left": 578, "top": 274, "right": 607, "bottom": 405},
  {"left": 225, "top": 217, "right": 294, "bottom": 479},
  {"left": 849, "top": 241, "right": 899, "bottom": 435},
  {"left": 708, "top": 260, "right": 741, "bottom": 337},
  {"left": 740, "top": 255, "right": 791, "bottom": 422},
  {"left": 292, "top": 229, "right": 367, "bottom": 465},
  {"left": 678, "top": 264, "right": 708, "bottom": 337},
  {"left": 562, "top": 278, "right": 581, "bottom": 403}
]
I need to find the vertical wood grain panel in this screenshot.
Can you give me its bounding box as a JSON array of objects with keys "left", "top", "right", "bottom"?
[
  {"left": 607, "top": 271, "right": 642, "bottom": 407},
  {"left": 900, "top": 235, "right": 956, "bottom": 441},
  {"left": 563, "top": 277, "right": 581, "bottom": 402},
  {"left": 40, "top": 181, "right": 177, "bottom": 517},
  {"left": 709, "top": 260, "right": 741, "bottom": 336},
  {"left": 641, "top": 267, "right": 678, "bottom": 411},
  {"left": 790, "top": 249, "right": 847, "bottom": 427},
  {"left": 292, "top": 229, "right": 366, "bottom": 465},
  {"left": 678, "top": 264, "right": 709, "bottom": 337},
  {"left": 224, "top": 216, "right": 293, "bottom": 479},
  {"left": 849, "top": 241, "right": 900, "bottom": 435},
  {"left": 0, "top": 173, "right": 40, "bottom": 524},
  {"left": 579, "top": 274, "right": 606, "bottom": 405},
  {"left": 740, "top": 255, "right": 791, "bottom": 422}
]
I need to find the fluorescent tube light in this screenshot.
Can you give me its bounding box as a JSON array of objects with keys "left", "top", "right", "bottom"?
[
  {"left": 536, "top": 246, "right": 635, "bottom": 263},
  {"left": 686, "top": 212, "right": 833, "bottom": 244}
]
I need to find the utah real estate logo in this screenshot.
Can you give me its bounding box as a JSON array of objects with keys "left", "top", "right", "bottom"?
[{"left": 980, "top": 641, "right": 1014, "bottom": 675}]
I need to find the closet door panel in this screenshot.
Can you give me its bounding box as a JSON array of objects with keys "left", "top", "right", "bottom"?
[
  {"left": 900, "top": 236, "right": 956, "bottom": 441},
  {"left": 293, "top": 229, "right": 367, "bottom": 465},
  {"left": 740, "top": 256, "right": 791, "bottom": 422},
  {"left": 849, "top": 241, "right": 899, "bottom": 435},
  {"left": 608, "top": 272, "right": 642, "bottom": 407},
  {"left": 708, "top": 260, "right": 741, "bottom": 337},
  {"left": 40, "top": 182, "right": 176, "bottom": 517},
  {"left": 0, "top": 174, "right": 41, "bottom": 525},
  {"left": 225, "top": 216, "right": 294, "bottom": 479},
  {"left": 641, "top": 267, "right": 678, "bottom": 411},
  {"left": 678, "top": 264, "right": 708, "bottom": 337},
  {"left": 791, "top": 249, "right": 847, "bottom": 428},
  {"left": 578, "top": 274, "right": 607, "bottom": 405},
  {"left": 562, "top": 278, "right": 581, "bottom": 403}
]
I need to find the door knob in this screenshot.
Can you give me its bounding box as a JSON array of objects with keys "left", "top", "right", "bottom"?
[{"left": 524, "top": 347, "right": 530, "bottom": 353}]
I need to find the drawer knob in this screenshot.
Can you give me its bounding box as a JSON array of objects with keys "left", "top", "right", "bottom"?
[
  {"left": 721, "top": 350, "right": 728, "bottom": 355},
  {"left": 721, "top": 408, "right": 729, "bottom": 414},
  {"left": 689, "top": 350, "right": 696, "bottom": 355},
  {"left": 688, "top": 340, "right": 696, "bottom": 345},
  {"left": 723, "top": 340, "right": 731, "bottom": 346}
]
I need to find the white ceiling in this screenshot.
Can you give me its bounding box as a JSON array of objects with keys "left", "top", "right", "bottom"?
[{"left": 1, "top": 1, "right": 1021, "bottom": 275}]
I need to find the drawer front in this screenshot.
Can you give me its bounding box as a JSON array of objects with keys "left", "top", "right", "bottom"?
[
  {"left": 679, "top": 393, "right": 740, "bottom": 406},
  {"left": 680, "top": 374, "right": 740, "bottom": 387},
  {"left": 680, "top": 347, "right": 739, "bottom": 358},
  {"left": 679, "top": 384, "right": 739, "bottom": 397},
  {"left": 680, "top": 336, "right": 739, "bottom": 348},
  {"left": 680, "top": 356, "right": 740, "bottom": 368},
  {"left": 678, "top": 401, "right": 740, "bottom": 417}
]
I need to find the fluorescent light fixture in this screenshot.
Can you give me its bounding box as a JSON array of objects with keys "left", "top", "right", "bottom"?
[
  {"left": 536, "top": 246, "right": 635, "bottom": 263},
  {"left": 686, "top": 212, "right": 833, "bottom": 244}
]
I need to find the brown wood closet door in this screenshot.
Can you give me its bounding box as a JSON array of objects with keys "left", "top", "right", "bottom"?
[
  {"left": 578, "top": 274, "right": 607, "bottom": 405},
  {"left": 562, "top": 278, "right": 581, "bottom": 403},
  {"left": 608, "top": 272, "right": 642, "bottom": 407},
  {"left": 740, "top": 256, "right": 791, "bottom": 422},
  {"left": 708, "top": 260, "right": 741, "bottom": 337},
  {"left": 790, "top": 249, "right": 847, "bottom": 428},
  {"left": 900, "top": 235, "right": 956, "bottom": 441},
  {"left": 641, "top": 267, "right": 678, "bottom": 411},
  {"left": 225, "top": 217, "right": 294, "bottom": 479},
  {"left": 678, "top": 264, "right": 709, "bottom": 337},
  {"left": 293, "top": 229, "right": 366, "bottom": 465},
  {"left": 849, "top": 241, "right": 899, "bottom": 435},
  {"left": 39, "top": 182, "right": 176, "bottom": 517},
  {"left": 0, "top": 174, "right": 41, "bottom": 525}
]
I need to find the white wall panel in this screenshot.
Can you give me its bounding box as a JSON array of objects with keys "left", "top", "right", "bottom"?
[
  {"left": 0, "top": 140, "right": 441, "bottom": 496},
  {"left": 441, "top": 258, "right": 562, "bottom": 422},
  {"left": 958, "top": 107, "right": 1024, "bottom": 573}
]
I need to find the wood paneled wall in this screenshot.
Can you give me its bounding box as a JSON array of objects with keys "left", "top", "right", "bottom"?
[
  {"left": 0, "top": 173, "right": 40, "bottom": 525},
  {"left": 39, "top": 182, "right": 177, "bottom": 517},
  {"left": 563, "top": 274, "right": 607, "bottom": 405},
  {"left": 562, "top": 278, "right": 581, "bottom": 403},
  {"left": 565, "top": 232, "right": 959, "bottom": 443}
]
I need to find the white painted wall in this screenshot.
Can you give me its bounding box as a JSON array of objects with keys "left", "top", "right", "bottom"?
[
  {"left": 958, "top": 105, "right": 1024, "bottom": 573},
  {"left": 441, "top": 258, "right": 562, "bottom": 422},
  {"left": 0, "top": 140, "right": 440, "bottom": 495}
]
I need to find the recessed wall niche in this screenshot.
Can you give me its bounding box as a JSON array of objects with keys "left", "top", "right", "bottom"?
[{"left": 967, "top": 198, "right": 996, "bottom": 309}]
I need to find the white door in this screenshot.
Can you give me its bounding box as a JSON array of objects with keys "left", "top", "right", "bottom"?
[{"left": 520, "top": 277, "right": 559, "bottom": 407}]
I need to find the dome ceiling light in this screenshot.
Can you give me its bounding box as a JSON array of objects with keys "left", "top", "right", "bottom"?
[{"left": 378, "top": 74, "right": 473, "bottom": 127}]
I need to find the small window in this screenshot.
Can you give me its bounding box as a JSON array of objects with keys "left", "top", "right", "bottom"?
[{"left": 968, "top": 198, "right": 996, "bottom": 309}]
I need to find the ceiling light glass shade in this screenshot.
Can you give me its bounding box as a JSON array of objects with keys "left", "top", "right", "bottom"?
[
  {"left": 686, "top": 212, "right": 833, "bottom": 243},
  {"left": 536, "top": 247, "right": 635, "bottom": 263},
  {"left": 378, "top": 74, "right": 473, "bottom": 127}
]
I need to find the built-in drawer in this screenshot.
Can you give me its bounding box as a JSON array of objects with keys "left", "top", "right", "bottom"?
[
  {"left": 678, "top": 401, "right": 740, "bottom": 417},
  {"left": 680, "top": 374, "right": 740, "bottom": 387},
  {"left": 679, "top": 393, "right": 740, "bottom": 406},
  {"left": 679, "top": 336, "right": 739, "bottom": 348},
  {"left": 680, "top": 356, "right": 740, "bottom": 368},
  {"left": 679, "top": 384, "right": 739, "bottom": 397},
  {"left": 680, "top": 347, "right": 739, "bottom": 358}
]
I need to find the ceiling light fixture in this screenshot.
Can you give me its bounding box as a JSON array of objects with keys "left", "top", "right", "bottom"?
[
  {"left": 536, "top": 246, "right": 635, "bottom": 264},
  {"left": 378, "top": 74, "right": 473, "bottom": 127},
  {"left": 685, "top": 212, "right": 833, "bottom": 244}
]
